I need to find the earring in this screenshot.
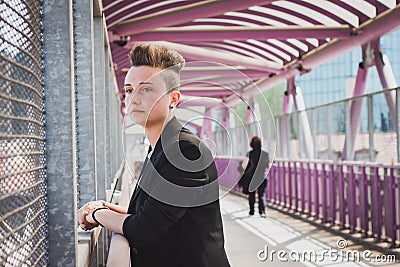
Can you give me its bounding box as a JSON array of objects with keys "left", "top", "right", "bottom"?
[{"left": 169, "top": 105, "right": 174, "bottom": 109}]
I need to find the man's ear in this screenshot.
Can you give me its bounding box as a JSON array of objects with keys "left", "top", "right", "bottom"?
[{"left": 170, "top": 90, "right": 181, "bottom": 107}]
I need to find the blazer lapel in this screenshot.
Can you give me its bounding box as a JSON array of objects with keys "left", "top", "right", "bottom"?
[
  {"left": 131, "top": 155, "right": 150, "bottom": 204},
  {"left": 130, "top": 117, "right": 184, "bottom": 206}
]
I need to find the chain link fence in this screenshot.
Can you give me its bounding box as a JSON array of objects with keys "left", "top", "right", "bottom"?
[{"left": 0, "top": 0, "right": 47, "bottom": 266}]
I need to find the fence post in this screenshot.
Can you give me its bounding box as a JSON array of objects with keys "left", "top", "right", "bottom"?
[
  {"left": 43, "top": 0, "right": 78, "bottom": 265},
  {"left": 360, "top": 165, "right": 368, "bottom": 237},
  {"left": 294, "top": 161, "right": 299, "bottom": 211},
  {"left": 314, "top": 162, "right": 320, "bottom": 219},
  {"left": 373, "top": 167, "right": 382, "bottom": 241},
  {"left": 307, "top": 162, "right": 312, "bottom": 217},
  {"left": 321, "top": 163, "right": 327, "bottom": 223},
  {"left": 329, "top": 163, "right": 336, "bottom": 225},
  {"left": 339, "top": 164, "right": 346, "bottom": 229},
  {"left": 283, "top": 160, "right": 287, "bottom": 207},
  {"left": 300, "top": 161, "right": 305, "bottom": 214},
  {"left": 388, "top": 168, "right": 396, "bottom": 247},
  {"left": 349, "top": 165, "right": 356, "bottom": 233},
  {"left": 288, "top": 161, "right": 293, "bottom": 209}
]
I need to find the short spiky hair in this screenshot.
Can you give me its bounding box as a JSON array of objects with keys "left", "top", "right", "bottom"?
[
  {"left": 129, "top": 43, "right": 185, "bottom": 73},
  {"left": 129, "top": 43, "right": 185, "bottom": 90}
]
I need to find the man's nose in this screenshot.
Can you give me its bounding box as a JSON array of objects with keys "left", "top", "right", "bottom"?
[{"left": 126, "top": 92, "right": 140, "bottom": 107}]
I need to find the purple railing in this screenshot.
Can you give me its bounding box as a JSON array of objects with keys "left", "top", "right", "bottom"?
[{"left": 216, "top": 157, "right": 400, "bottom": 248}]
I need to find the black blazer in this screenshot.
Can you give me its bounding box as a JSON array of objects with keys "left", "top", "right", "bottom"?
[{"left": 123, "top": 117, "right": 230, "bottom": 267}]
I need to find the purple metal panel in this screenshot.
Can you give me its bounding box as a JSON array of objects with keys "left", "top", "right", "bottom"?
[
  {"left": 373, "top": 167, "right": 382, "bottom": 241},
  {"left": 321, "top": 163, "right": 327, "bottom": 223},
  {"left": 388, "top": 168, "right": 396, "bottom": 247},
  {"left": 307, "top": 162, "right": 312, "bottom": 216},
  {"left": 360, "top": 165, "right": 369, "bottom": 237},
  {"left": 283, "top": 161, "right": 287, "bottom": 207},
  {"left": 214, "top": 157, "right": 242, "bottom": 189},
  {"left": 113, "top": 0, "right": 273, "bottom": 36},
  {"left": 300, "top": 162, "right": 305, "bottom": 213},
  {"left": 288, "top": 160, "right": 293, "bottom": 208},
  {"left": 294, "top": 161, "right": 299, "bottom": 211},
  {"left": 314, "top": 162, "right": 320, "bottom": 219},
  {"left": 271, "top": 163, "right": 277, "bottom": 203},
  {"left": 277, "top": 162, "right": 282, "bottom": 205},
  {"left": 348, "top": 165, "right": 356, "bottom": 233},
  {"left": 339, "top": 164, "right": 346, "bottom": 229},
  {"left": 329, "top": 163, "right": 336, "bottom": 224}
]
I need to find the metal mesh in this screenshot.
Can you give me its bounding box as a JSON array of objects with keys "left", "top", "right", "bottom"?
[{"left": 0, "top": 0, "right": 47, "bottom": 266}]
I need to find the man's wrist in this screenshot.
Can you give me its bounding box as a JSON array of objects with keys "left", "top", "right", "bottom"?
[{"left": 91, "top": 207, "right": 109, "bottom": 227}]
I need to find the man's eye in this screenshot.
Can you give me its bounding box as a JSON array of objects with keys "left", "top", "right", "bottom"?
[
  {"left": 141, "top": 87, "right": 152, "bottom": 92},
  {"left": 125, "top": 89, "right": 133, "bottom": 94}
]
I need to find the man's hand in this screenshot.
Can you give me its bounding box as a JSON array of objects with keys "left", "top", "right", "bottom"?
[{"left": 77, "top": 201, "right": 102, "bottom": 231}]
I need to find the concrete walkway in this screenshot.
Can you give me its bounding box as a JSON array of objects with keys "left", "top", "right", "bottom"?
[{"left": 220, "top": 191, "right": 399, "bottom": 267}]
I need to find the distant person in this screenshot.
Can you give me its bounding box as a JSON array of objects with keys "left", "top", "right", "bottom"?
[
  {"left": 78, "top": 43, "right": 230, "bottom": 267},
  {"left": 239, "top": 136, "right": 269, "bottom": 217}
]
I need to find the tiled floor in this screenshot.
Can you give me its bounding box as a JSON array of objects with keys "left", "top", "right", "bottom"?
[{"left": 220, "top": 191, "right": 400, "bottom": 267}]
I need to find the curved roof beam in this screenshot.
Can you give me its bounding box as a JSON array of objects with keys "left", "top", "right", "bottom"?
[
  {"left": 181, "top": 66, "right": 268, "bottom": 79},
  {"left": 112, "top": 0, "right": 272, "bottom": 36},
  {"left": 338, "top": 1, "right": 376, "bottom": 18},
  {"left": 248, "top": 6, "right": 315, "bottom": 26},
  {"left": 223, "top": 40, "right": 284, "bottom": 64},
  {"left": 178, "top": 95, "right": 224, "bottom": 108},
  {"left": 266, "top": 39, "right": 299, "bottom": 57},
  {"left": 225, "top": 5, "right": 400, "bottom": 106},
  {"left": 149, "top": 41, "right": 283, "bottom": 72},
  {"left": 247, "top": 39, "right": 292, "bottom": 62},
  {"left": 181, "top": 75, "right": 257, "bottom": 86},
  {"left": 272, "top": 1, "right": 342, "bottom": 26},
  {"left": 224, "top": 11, "right": 320, "bottom": 47},
  {"left": 302, "top": 0, "right": 360, "bottom": 27},
  {"left": 198, "top": 42, "right": 281, "bottom": 63},
  {"left": 129, "top": 25, "right": 351, "bottom": 42}
]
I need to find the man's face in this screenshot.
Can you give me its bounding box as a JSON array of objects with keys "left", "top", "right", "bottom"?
[{"left": 124, "top": 66, "right": 172, "bottom": 127}]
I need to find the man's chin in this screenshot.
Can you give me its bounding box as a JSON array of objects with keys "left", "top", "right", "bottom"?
[{"left": 128, "top": 115, "right": 145, "bottom": 127}]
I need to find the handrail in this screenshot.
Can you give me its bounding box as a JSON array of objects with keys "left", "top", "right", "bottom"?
[
  {"left": 77, "top": 162, "right": 126, "bottom": 267},
  {"left": 215, "top": 157, "right": 400, "bottom": 252}
]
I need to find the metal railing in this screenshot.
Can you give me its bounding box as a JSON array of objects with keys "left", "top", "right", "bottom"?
[
  {"left": 215, "top": 157, "right": 400, "bottom": 249},
  {"left": 267, "top": 159, "right": 400, "bottom": 248},
  {"left": 0, "top": 0, "right": 47, "bottom": 266}
]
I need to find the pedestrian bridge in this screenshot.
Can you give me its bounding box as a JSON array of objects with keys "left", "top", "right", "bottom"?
[{"left": 1, "top": 0, "right": 400, "bottom": 266}]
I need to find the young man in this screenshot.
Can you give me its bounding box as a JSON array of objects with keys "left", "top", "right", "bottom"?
[{"left": 78, "top": 44, "right": 230, "bottom": 267}]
